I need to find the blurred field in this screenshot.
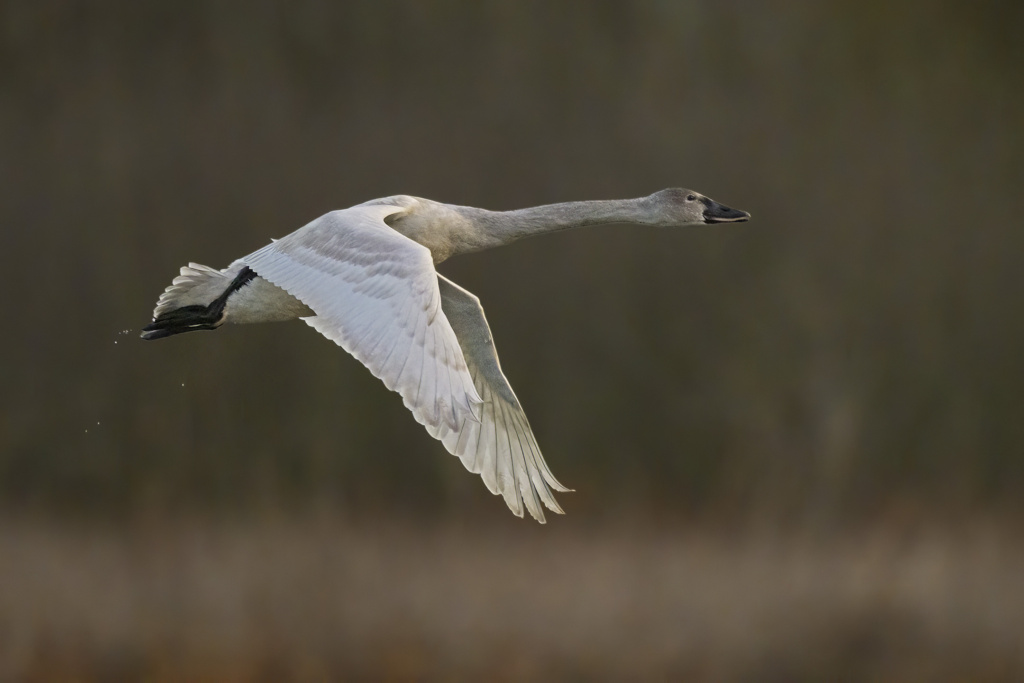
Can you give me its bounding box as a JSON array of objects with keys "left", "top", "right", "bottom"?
[{"left": 3, "top": 514, "right": 1023, "bottom": 681}]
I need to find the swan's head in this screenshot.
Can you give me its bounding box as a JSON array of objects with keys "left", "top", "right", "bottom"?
[{"left": 644, "top": 188, "right": 750, "bottom": 227}]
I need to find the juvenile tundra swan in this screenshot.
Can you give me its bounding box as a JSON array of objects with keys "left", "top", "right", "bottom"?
[{"left": 142, "top": 189, "right": 750, "bottom": 522}]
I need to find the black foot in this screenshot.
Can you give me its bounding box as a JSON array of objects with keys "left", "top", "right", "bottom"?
[
  {"left": 141, "top": 266, "right": 257, "bottom": 340},
  {"left": 141, "top": 305, "right": 222, "bottom": 340}
]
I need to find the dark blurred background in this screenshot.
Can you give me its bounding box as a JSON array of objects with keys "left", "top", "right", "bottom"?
[{"left": 2, "top": 1, "right": 1023, "bottom": 680}]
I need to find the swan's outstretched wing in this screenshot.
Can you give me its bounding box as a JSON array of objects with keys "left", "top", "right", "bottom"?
[
  {"left": 432, "top": 274, "right": 571, "bottom": 522},
  {"left": 242, "top": 205, "right": 482, "bottom": 440}
]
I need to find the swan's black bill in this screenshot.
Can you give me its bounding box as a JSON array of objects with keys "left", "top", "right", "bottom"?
[{"left": 702, "top": 198, "right": 750, "bottom": 224}]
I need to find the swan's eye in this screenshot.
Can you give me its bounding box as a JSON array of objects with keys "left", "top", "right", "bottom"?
[{"left": 686, "top": 194, "right": 696, "bottom": 202}]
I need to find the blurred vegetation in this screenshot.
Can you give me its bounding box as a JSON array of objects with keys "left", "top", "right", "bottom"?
[
  {"left": 4, "top": 519, "right": 1024, "bottom": 681},
  {"left": 1, "top": 0, "right": 1022, "bottom": 523}
]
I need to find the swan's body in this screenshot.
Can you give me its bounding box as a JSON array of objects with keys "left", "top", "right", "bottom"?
[{"left": 143, "top": 189, "right": 749, "bottom": 522}]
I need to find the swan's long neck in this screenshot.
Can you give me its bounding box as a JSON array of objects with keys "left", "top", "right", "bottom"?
[{"left": 457, "top": 197, "right": 652, "bottom": 251}]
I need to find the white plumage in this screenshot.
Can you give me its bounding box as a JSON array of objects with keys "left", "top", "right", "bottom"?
[{"left": 143, "top": 189, "right": 750, "bottom": 522}]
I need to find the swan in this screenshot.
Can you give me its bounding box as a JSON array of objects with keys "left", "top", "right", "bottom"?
[{"left": 142, "top": 189, "right": 750, "bottom": 522}]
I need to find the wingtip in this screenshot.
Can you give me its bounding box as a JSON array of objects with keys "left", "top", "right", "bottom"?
[{"left": 543, "top": 497, "right": 566, "bottom": 516}]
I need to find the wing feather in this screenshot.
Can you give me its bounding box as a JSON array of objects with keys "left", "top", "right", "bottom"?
[
  {"left": 417, "top": 325, "right": 439, "bottom": 427},
  {"left": 436, "top": 274, "right": 571, "bottom": 522},
  {"left": 508, "top": 406, "right": 546, "bottom": 519},
  {"left": 479, "top": 386, "right": 499, "bottom": 495},
  {"left": 243, "top": 205, "right": 482, "bottom": 441},
  {"left": 436, "top": 332, "right": 459, "bottom": 430},
  {"left": 240, "top": 205, "right": 566, "bottom": 523},
  {"left": 493, "top": 398, "right": 520, "bottom": 516},
  {"left": 502, "top": 399, "right": 541, "bottom": 521}
]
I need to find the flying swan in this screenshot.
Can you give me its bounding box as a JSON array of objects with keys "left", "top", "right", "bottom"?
[{"left": 142, "top": 189, "right": 750, "bottom": 522}]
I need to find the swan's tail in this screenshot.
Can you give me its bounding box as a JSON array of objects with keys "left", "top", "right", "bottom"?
[{"left": 141, "top": 263, "right": 254, "bottom": 340}]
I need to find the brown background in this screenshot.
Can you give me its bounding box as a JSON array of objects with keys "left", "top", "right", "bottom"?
[{"left": 1, "top": 1, "right": 1023, "bottom": 679}]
